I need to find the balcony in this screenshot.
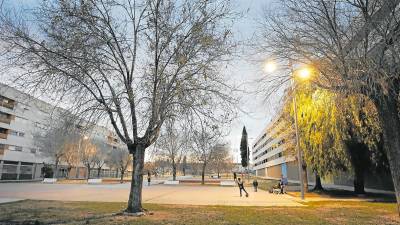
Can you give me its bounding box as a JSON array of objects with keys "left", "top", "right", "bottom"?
[
  {"left": 0, "top": 116, "right": 11, "bottom": 124},
  {"left": 0, "top": 102, "right": 15, "bottom": 110},
  {"left": 0, "top": 111, "right": 13, "bottom": 125},
  {"left": 0, "top": 96, "right": 16, "bottom": 110},
  {"left": 0, "top": 133, "right": 7, "bottom": 139}
]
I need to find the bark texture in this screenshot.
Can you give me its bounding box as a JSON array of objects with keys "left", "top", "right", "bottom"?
[
  {"left": 313, "top": 172, "right": 324, "bottom": 191},
  {"left": 375, "top": 96, "right": 400, "bottom": 215},
  {"left": 126, "top": 146, "right": 145, "bottom": 213},
  {"left": 302, "top": 163, "right": 309, "bottom": 192}
]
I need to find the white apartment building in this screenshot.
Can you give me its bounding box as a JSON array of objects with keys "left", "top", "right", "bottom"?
[
  {"left": 252, "top": 117, "right": 297, "bottom": 180},
  {"left": 0, "top": 83, "right": 128, "bottom": 181}
]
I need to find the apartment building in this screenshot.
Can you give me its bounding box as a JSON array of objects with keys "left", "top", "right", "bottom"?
[
  {"left": 0, "top": 83, "right": 127, "bottom": 180},
  {"left": 252, "top": 117, "right": 296, "bottom": 179}
]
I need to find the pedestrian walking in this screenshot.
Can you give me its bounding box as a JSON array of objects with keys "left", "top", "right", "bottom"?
[
  {"left": 253, "top": 179, "right": 258, "bottom": 192},
  {"left": 237, "top": 178, "right": 249, "bottom": 197},
  {"left": 233, "top": 172, "right": 237, "bottom": 181},
  {"left": 147, "top": 171, "right": 151, "bottom": 186}
]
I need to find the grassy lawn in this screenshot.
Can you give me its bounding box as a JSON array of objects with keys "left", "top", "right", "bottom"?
[{"left": 0, "top": 200, "right": 398, "bottom": 225}]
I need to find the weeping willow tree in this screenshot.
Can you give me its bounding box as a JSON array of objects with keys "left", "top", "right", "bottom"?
[{"left": 283, "top": 84, "right": 387, "bottom": 193}]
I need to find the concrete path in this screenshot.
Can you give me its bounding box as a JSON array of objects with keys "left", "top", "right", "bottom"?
[{"left": 0, "top": 182, "right": 302, "bottom": 206}]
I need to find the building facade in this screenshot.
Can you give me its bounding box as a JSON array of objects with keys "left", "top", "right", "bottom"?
[
  {"left": 0, "top": 83, "right": 128, "bottom": 181},
  {"left": 252, "top": 117, "right": 296, "bottom": 179}
]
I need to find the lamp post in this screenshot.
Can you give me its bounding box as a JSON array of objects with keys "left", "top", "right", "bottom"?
[
  {"left": 75, "top": 135, "right": 88, "bottom": 179},
  {"left": 264, "top": 60, "right": 312, "bottom": 200},
  {"left": 290, "top": 63, "right": 310, "bottom": 201},
  {"left": 247, "top": 137, "right": 254, "bottom": 182}
]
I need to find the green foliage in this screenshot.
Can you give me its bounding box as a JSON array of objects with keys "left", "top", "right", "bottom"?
[{"left": 283, "top": 84, "right": 383, "bottom": 177}]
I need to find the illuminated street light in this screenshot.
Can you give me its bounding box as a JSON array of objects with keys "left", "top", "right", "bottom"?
[
  {"left": 297, "top": 68, "right": 311, "bottom": 80},
  {"left": 263, "top": 61, "right": 277, "bottom": 73},
  {"left": 264, "top": 60, "right": 314, "bottom": 201}
]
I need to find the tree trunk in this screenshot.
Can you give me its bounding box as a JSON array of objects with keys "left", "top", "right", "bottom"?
[
  {"left": 354, "top": 165, "right": 365, "bottom": 195},
  {"left": 53, "top": 159, "right": 59, "bottom": 179},
  {"left": 172, "top": 164, "right": 177, "bottom": 181},
  {"left": 120, "top": 170, "right": 124, "bottom": 183},
  {"left": 375, "top": 96, "right": 400, "bottom": 215},
  {"left": 126, "top": 145, "right": 145, "bottom": 213},
  {"left": 302, "top": 163, "right": 309, "bottom": 192},
  {"left": 67, "top": 167, "right": 72, "bottom": 179},
  {"left": 313, "top": 172, "right": 323, "bottom": 191},
  {"left": 87, "top": 165, "right": 91, "bottom": 179},
  {"left": 201, "top": 162, "right": 206, "bottom": 185},
  {"left": 345, "top": 139, "right": 369, "bottom": 195}
]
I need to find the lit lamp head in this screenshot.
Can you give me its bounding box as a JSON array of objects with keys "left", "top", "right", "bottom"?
[
  {"left": 263, "top": 61, "right": 277, "bottom": 73},
  {"left": 297, "top": 67, "right": 312, "bottom": 80}
]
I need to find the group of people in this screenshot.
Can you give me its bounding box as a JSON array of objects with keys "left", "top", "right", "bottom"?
[{"left": 233, "top": 172, "right": 288, "bottom": 197}]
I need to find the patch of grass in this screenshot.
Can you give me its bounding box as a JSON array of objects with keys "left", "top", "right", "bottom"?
[{"left": 0, "top": 200, "right": 398, "bottom": 225}]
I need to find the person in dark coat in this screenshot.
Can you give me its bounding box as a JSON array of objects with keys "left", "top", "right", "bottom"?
[
  {"left": 237, "top": 178, "right": 249, "bottom": 197},
  {"left": 147, "top": 171, "right": 151, "bottom": 186},
  {"left": 233, "top": 172, "right": 237, "bottom": 181},
  {"left": 253, "top": 179, "right": 259, "bottom": 192}
]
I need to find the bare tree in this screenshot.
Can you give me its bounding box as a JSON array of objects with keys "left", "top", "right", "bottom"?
[
  {"left": 153, "top": 158, "right": 169, "bottom": 177},
  {"left": 62, "top": 142, "right": 79, "bottom": 178},
  {"left": 156, "top": 120, "right": 188, "bottom": 181},
  {"left": 92, "top": 138, "right": 110, "bottom": 178},
  {"left": 258, "top": 0, "right": 400, "bottom": 213},
  {"left": 0, "top": 0, "right": 237, "bottom": 213},
  {"left": 107, "top": 146, "right": 132, "bottom": 183},
  {"left": 80, "top": 139, "right": 97, "bottom": 179},
  {"left": 209, "top": 143, "right": 232, "bottom": 178},
  {"left": 35, "top": 116, "right": 79, "bottom": 178},
  {"left": 190, "top": 121, "right": 223, "bottom": 184}
]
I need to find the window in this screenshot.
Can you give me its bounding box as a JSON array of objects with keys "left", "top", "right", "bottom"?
[
  {"left": 9, "top": 145, "right": 23, "bottom": 151},
  {"left": 9, "top": 130, "right": 25, "bottom": 137}
]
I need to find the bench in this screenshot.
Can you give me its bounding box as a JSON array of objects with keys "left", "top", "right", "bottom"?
[
  {"left": 220, "top": 181, "right": 236, "bottom": 186},
  {"left": 164, "top": 180, "right": 179, "bottom": 185},
  {"left": 88, "top": 179, "right": 102, "bottom": 184},
  {"left": 42, "top": 178, "right": 57, "bottom": 183}
]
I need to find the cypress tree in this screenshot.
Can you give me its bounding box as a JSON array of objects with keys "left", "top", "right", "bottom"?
[{"left": 240, "top": 126, "right": 248, "bottom": 168}]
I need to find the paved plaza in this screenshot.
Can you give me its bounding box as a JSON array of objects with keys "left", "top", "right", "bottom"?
[{"left": 0, "top": 182, "right": 302, "bottom": 206}]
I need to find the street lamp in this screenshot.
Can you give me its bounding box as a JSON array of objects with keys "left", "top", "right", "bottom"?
[
  {"left": 75, "top": 135, "right": 89, "bottom": 179},
  {"left": 263, "top": 60, "right": 312, "bottom": 200}
]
